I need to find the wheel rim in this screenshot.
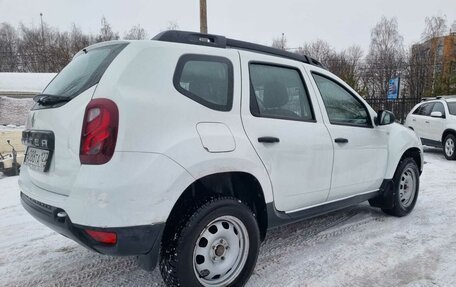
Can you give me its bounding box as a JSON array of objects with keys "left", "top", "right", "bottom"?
[
  {"left": 193, "top": 215, "right": 249, "bottom": 286},
  {"left": 398, "top": 167, "right": 417, "bottom": 208},
  {"left": 445, "top": 138, "right": 455, "bottom": 157}
]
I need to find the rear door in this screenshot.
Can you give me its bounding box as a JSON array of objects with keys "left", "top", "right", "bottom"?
[
  {"left": 306, "top": 67, "right": 388, "bottom": 201},
  {"left": 22, "top": 42, "right": 128, "bottom": 196},
  {"left": 427, "top": 101, "right": 446, "bottom": 142},
  {"left": 239, "top": 51, "right": 334, "bottom": 212}
]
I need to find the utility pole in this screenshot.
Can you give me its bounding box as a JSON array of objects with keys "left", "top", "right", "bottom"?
[
  {"left": 200, "top": 0, "right": 208, "bottom": 34},
  {"left": 40, "top": 13, "right": 46, "bottom": 72},
  {"left": 40, "top": 13, "right": 44, "bottom": 43},
  {"left": 281, "top": 33, "right": 285, "bottom": 50}
]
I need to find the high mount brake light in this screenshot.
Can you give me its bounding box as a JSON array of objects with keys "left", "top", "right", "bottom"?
[{"left": 80, "top": 99, "right": 119, "bottom": 165}]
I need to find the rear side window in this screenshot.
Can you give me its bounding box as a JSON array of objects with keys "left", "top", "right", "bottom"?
[
  {"left": 174, "top": 54, "right": 233, "bottom": 111},
  {"left": 447, "top": 102, "right": 456, "bottom": 115},
  {"left": 432, "top": 102, "right": 445, "bottom": 115},
  {"left": 43, "top": 43, "right": 128, "bottom": 99},
  {"left": 249, "top": 64, "right": 314, "bottom": 121}
]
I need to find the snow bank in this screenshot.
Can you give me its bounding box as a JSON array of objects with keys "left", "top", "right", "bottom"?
[
  {"left": 0, "top": 96, "right": 34, "bottom": 126},
  {"left": 0, "top": 72, "right": 56, "bottom": 94}
]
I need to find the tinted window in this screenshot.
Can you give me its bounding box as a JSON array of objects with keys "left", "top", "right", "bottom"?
[
  {"left": 432, "top": 102, "right": 445, "bottom": 115},
  {"left": 174, "top": 55, "right": 233, "bottom": 111},
  {"left": 448, "top": 102, "right": 456, "bottom": 115},
  {"left": 414, "top": 103, "right": 435, "bottom": 116},
  {"left": 312, "top": 73, "right": 370, "bottom": 127},
  {"left": 249, "top": 64, "right": 314, "bottom": 121},
  {"left": 43, "top": 43, "right": 127, "bottom": 99}
]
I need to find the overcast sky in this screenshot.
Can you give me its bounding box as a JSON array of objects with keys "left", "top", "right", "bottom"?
[{"left": 1, "top": 0, "right": 455, "bottom": 53}]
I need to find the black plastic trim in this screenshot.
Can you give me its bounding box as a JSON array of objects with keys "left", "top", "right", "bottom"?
[
  {"left": 21, "top": 192, "right": 164, "bottom": 259},
  {"left": 421, "top": 138, "right": 442, "bottom": 148},
  {"left": 173, "top": 54, "right": 234, "bottom": 112},
  {"left": 267, "top": 190, "right": 379, "bottom": 228}
]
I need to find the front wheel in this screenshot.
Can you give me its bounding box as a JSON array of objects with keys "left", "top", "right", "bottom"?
[
  {"left": 160, "top": 197, "right": 260, "bottom": 287},
  {"left": 382, "top": 158, "right": 420, "bottom": 217},
  {"left": 443, "top": 134, "right": 456, "bottom": 160}
]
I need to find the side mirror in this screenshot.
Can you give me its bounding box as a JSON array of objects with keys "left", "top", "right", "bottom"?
[
  {"left": 375, "top": 110, "right": 395, "bottom": 126},
  {"left": 430, "top": 111, "right": 444, "bottom": 118}
]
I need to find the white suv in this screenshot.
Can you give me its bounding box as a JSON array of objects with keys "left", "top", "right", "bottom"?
[
  {"left": 19, "top": 31, "right": 423, "bottom": 287},
  {"left": 405, "top": 97, "right": 456, "bottom": 160}
]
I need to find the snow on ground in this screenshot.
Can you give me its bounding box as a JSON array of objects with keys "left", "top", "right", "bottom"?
[{"left": 0, "top": 148, "right": 455, "bottom": 287}]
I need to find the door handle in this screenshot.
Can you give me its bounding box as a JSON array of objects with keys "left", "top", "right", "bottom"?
[
  {"left": 258, "top": 136, "right": 280, "bottom": 143},
  {"left": 334, "top": 138, "right": 349, "bottom": 144},
  {"left": 425, "top": 121, "right": 430, "bottom": 124},
  {"left": 412, "top": 119, "right": 416, "bottom": 121}
]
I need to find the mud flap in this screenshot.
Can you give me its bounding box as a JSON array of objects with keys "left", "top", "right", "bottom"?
[{"left": 368, "top": 179, "right": 395, "bottom": 209}]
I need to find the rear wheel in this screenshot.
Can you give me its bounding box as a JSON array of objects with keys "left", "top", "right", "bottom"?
[
  {"left": 160, "top": 197, "right": 260, "bottom": 287},
  {"left": 443, "top": 134, "right": 456, "bottom": 160},
  {"left": 382, "top": 158, "right": 419, "bottom": 217}
]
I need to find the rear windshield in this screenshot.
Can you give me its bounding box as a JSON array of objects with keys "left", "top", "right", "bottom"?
[
  {"left": 42, "top": 43, "right": 128, "bottom": 99},
  {"left": 448, "top": 102, "right": 456, "bottom": 115}
]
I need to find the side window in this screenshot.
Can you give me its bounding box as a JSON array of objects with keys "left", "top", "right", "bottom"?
[
  {"left": 412, "top": 105, "right": 424, "bottom": 115},
  {"left": 249, "top": 64, "right": 314, "bottom": 121},
  {"left": 312, "top": 73, "right": 370, "bottom": 127},
  {"left": 431, "top": 102, "right": 445, "bottom": 116},
  {"left": 419, "top": 103, "right": 435, "bottom": 116},
  {"left": 174, "top": 54, "right": 233, "bottom": 111}
]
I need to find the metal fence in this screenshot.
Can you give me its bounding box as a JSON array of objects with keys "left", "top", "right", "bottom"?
[{"left": 364, "top": 97, "right": 421, "bottom": 123}]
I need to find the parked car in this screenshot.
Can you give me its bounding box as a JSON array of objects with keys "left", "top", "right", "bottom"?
[
  {"left": 19, "top": 30, "right": 423, "bottom": 287},
  {"left": 405, "top": 96, "right": 456, "bottom": 160}
]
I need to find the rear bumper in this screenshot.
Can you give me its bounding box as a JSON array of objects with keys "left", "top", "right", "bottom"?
[{"left": 21, "top": 192, "right": 164, "bottom": 258}]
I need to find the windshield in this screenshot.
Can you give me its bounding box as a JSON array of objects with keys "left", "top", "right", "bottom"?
[
  {"left": 42, "top": 43, "right": 128, "bottom": 99},
  {"left": 448, "top": 102, "right": 456, "bottom": 115}
]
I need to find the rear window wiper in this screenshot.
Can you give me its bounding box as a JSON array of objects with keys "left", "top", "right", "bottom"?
[{"left": 33, "top": 94, "right": 71, "bottom": 106}]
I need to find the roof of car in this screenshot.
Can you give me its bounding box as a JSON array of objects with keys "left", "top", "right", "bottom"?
[{"left": 152, "top": 30, "right": 326, "bottom": 69}]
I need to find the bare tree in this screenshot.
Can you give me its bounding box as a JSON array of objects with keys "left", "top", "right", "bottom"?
[
  {"left": 166, "top": 21, "right": 180, "bottom": 31},
  {"left": 96, "top": 17, "right": 119, "bottom": 42},
  {"left": 0, "top": 23, "right": 19, "bottom": 72},
  {"left": 124, "top": 25, "right": 148, "bottom": 40},
  {"left": 421, "top": 15, "right": 448, "bottom": 41},
  {"left": 296, "top": 39, "right": 334, "bottom": 66},
  {"left": 271, "top": 34, "right": 287, "bottom": 50},
  {"left": 363, "top": 17, "right": 405, "bottom": 98}
]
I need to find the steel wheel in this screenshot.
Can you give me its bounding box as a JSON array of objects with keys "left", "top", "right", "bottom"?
[
  {"left": 398, "top": 167, "right": 417, "bottom": 208},
  {"left": 193, "top": 215, "right": 249, "bottom": 286},
  {"left": 445, "top": 137, "right": 455, "bottom": 157}
]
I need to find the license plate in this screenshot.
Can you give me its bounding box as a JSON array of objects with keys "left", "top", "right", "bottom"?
[{"left": 25, "top": 147, "right": 51, "bottom": 172}]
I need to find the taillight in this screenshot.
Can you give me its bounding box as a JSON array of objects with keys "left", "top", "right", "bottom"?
[
  {"left": 80, "top": 98, "right": 119, "bottom": 165},
  {"left": 85, "top": 229, "right": 117, "bottom": 245}
]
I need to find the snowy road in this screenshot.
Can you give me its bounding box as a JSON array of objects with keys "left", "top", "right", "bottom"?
[{"left": 1, "top": 148, "right": 455, "bottom": 287}]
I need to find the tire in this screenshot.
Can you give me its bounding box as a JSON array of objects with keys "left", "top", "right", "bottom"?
[
  {"left": 443, "top": 134, "right": 456, "bottom": 160},
  {"left": 160, "top": 196, "right": 260, "bottom": 287},
  {"left": 382, "top": 158, "right": 419, "bottom": 217}
]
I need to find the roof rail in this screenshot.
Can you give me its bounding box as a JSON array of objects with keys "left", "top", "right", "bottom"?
[
  {"left": 152, "top": 30, "right": 325, "bottom": 69},
  {"left": 421, "top": 95, "right": 456, "bottom": 101}
]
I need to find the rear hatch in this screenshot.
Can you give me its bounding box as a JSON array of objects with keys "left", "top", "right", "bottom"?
[{"left": 22, "top": 42, "right": 128, "bottom": 196}]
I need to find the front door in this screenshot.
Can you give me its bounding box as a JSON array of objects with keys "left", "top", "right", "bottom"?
[
  {"left": 307, "top": 69, "right": 388, "bottom": 201},
  {"left": 239, "top": 51, "right": 334, "bottom": 212}
]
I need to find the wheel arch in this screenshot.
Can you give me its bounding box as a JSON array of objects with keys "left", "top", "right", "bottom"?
[
  {"left": 442, "top": 128, "right": 456, "bottom": 143},
  {"left": 163, "top": 171, "right": 269, "bottom": 242}
]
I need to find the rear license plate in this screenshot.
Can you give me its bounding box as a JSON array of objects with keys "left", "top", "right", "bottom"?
[{"left": 25, "top": 147, "right": 51, "bottom": 172}]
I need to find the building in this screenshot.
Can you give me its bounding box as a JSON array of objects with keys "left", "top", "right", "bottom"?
[{"left": 410, "top": 33, "right": 456, "bottom": 97}]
